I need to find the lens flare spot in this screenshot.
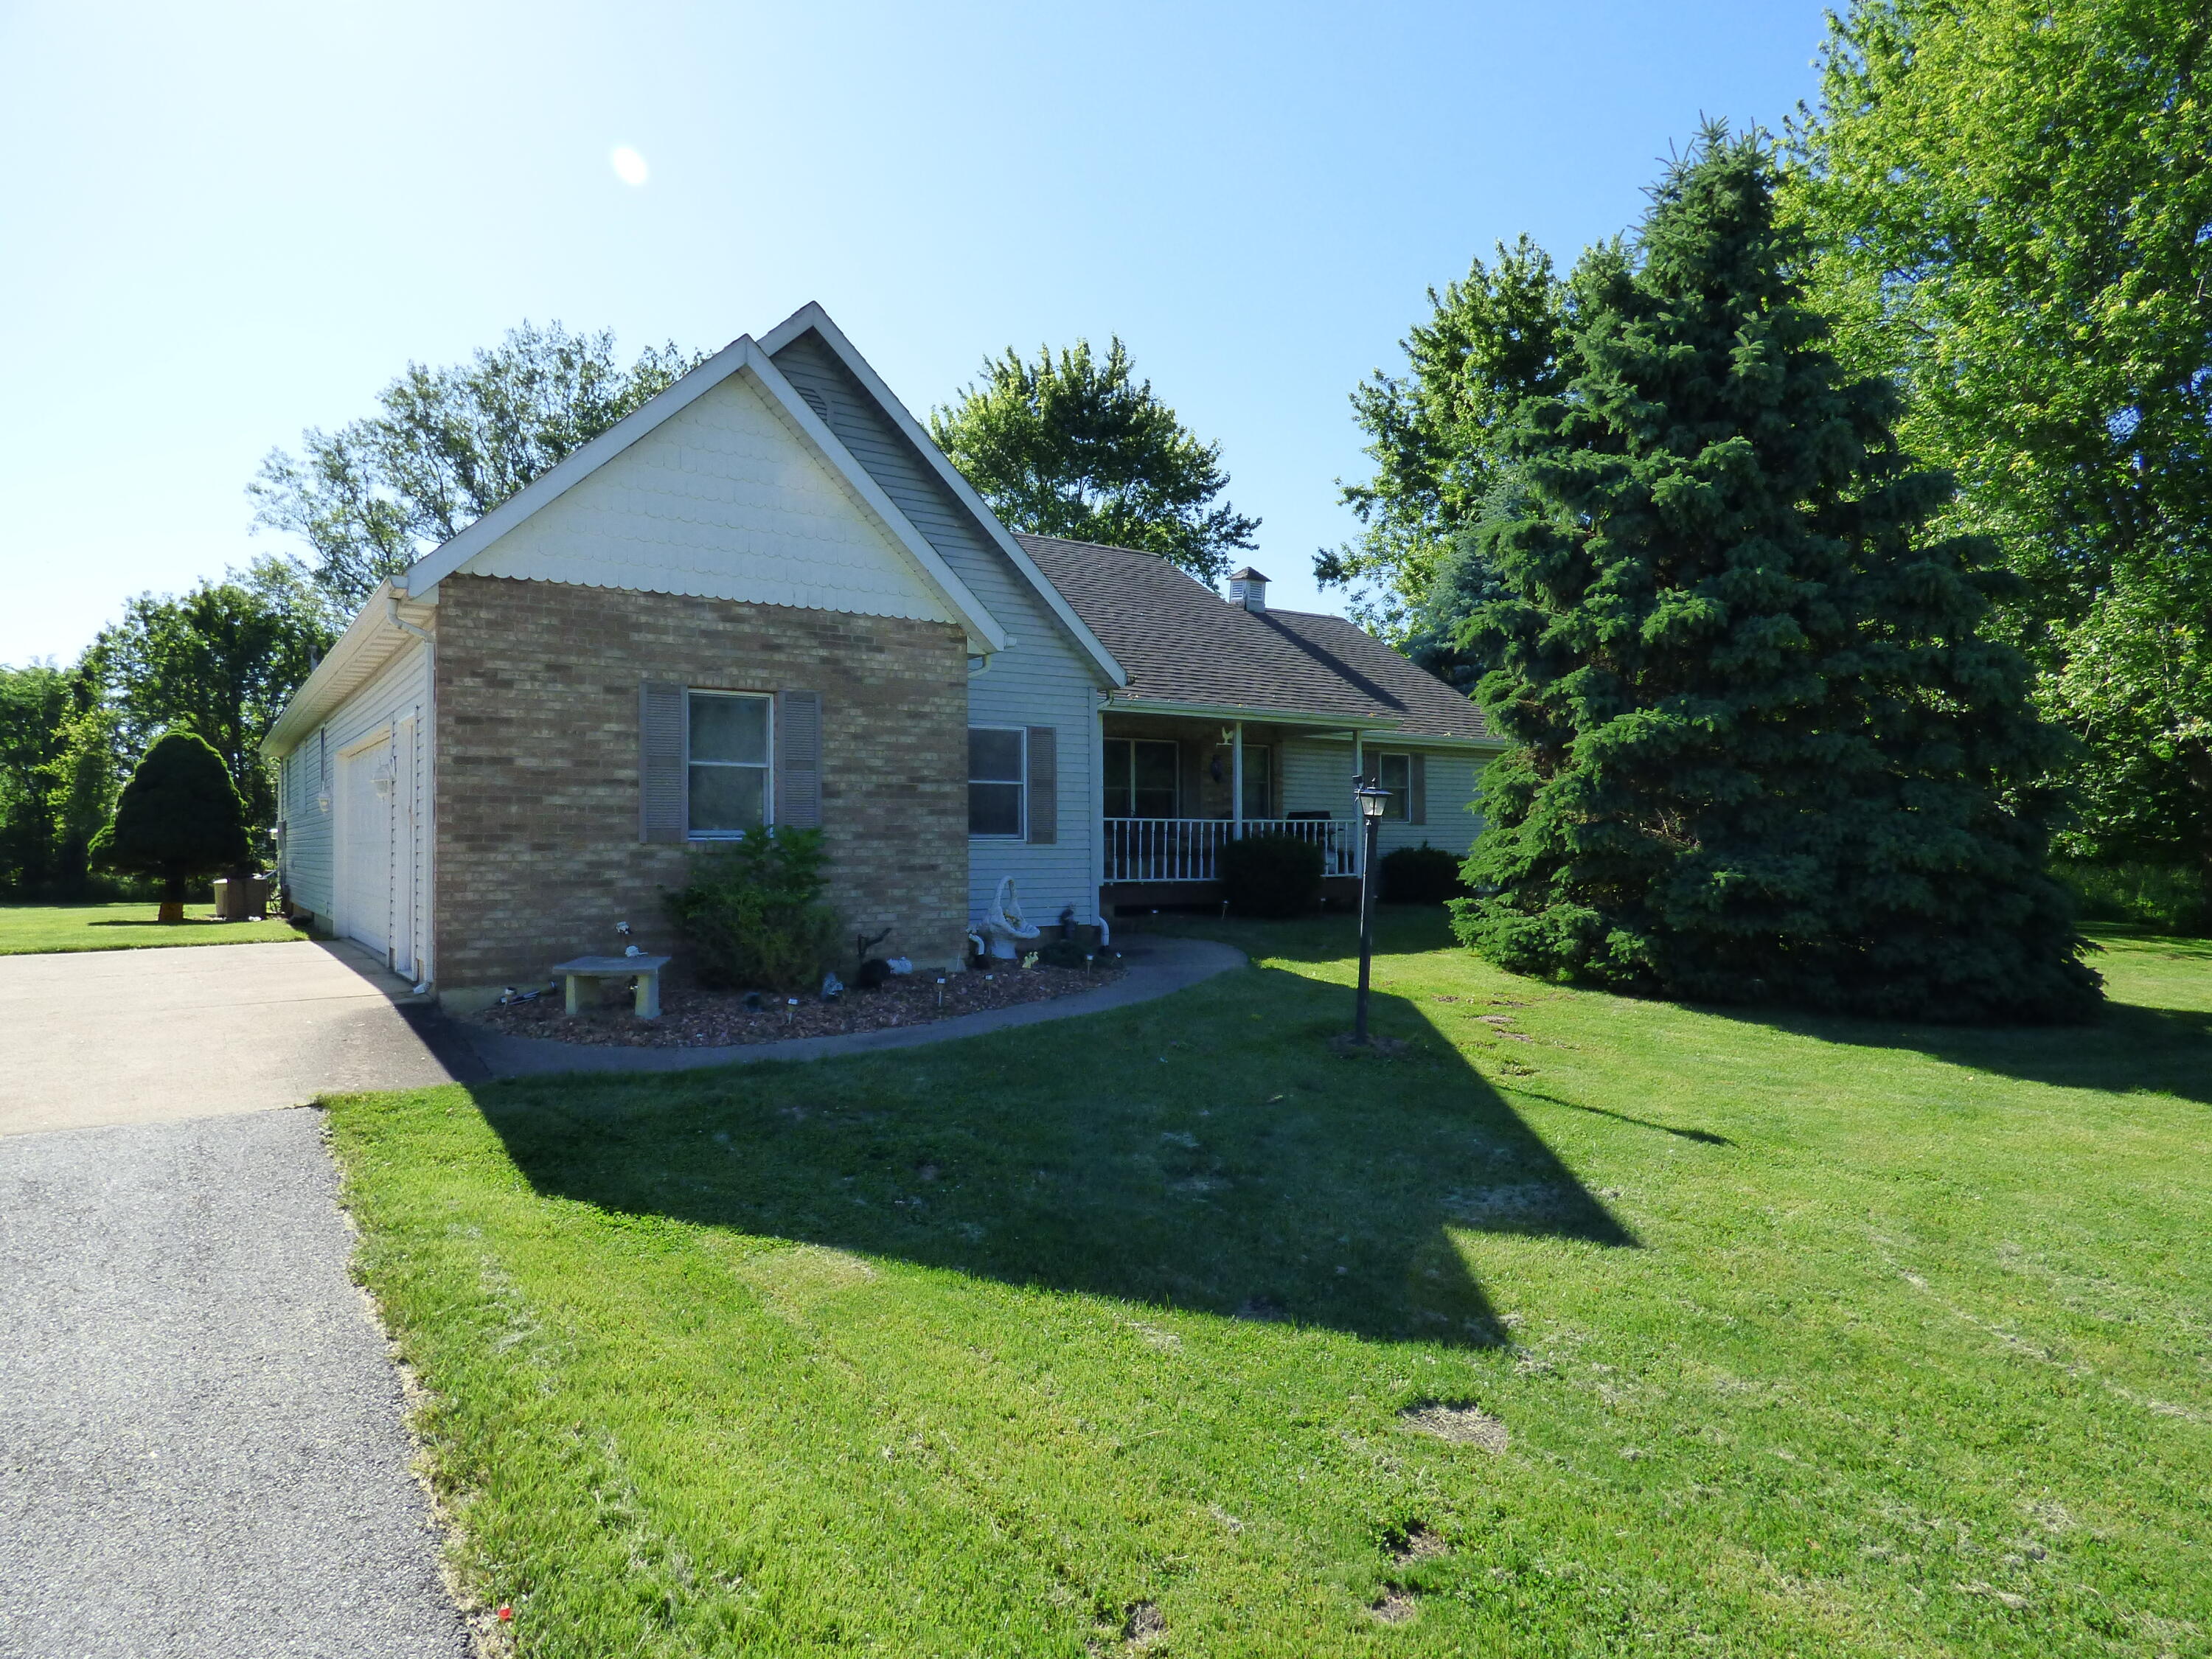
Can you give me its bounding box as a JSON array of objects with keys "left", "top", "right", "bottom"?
[{"left": 610, "top": 146, "right": 649, "bottom": 187}]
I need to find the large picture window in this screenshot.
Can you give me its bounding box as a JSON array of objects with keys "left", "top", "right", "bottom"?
[
  {"left": 969, "top": 726, "right": 1026, "bottom": 838},
  {"left": 689, "top": 691, "right": 771, "bottom": 837},
  {"left": 1105, "top": 738, "right": 1179, "bottom": 818}
]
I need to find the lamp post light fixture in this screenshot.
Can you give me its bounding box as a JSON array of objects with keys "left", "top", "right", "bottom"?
[{"left": 1352, "top": 774, "right": 1392, "bottom": 1045}]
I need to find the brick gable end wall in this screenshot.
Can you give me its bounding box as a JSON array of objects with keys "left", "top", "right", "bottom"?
[{"left": 434, "top": 574, "right": 968, "bottom": 998}]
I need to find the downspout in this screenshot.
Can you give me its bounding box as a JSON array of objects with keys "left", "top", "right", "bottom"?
[{"left": 387, "top": 593, "right": 436, "bottom": 993}]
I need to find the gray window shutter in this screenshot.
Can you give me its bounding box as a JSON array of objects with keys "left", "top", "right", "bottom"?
[
  {"left": 776, "top": 689, "right": 823, "bottom": 828},
  {"left": 639, "top": 681, "right": 687, "bottom": 843},
  {"left": 1410, "top": 754, "right": 1427, "bottom": 825},
  {"left": 1026, "top": 726, "right": 1057, "bottom": 844}
]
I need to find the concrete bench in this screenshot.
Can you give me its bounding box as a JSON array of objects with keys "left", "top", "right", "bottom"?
[{"left": 549, "top": 955, "right": 672, "bottom": 1019}]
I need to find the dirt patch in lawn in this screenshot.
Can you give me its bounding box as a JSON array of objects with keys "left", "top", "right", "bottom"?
[
  {"left": 1385, "top": 1521, "right": 1450, "bottom": 1566},
  {"left": 1368, "top": 1590, "right": 1420, "bottom": 1624},
  {"left": 468, "top": 963, "right": 1123, "bottom": 1048},
  {"left": 1398, "top": 1399, "right": 1510, "bottom": 1453}
]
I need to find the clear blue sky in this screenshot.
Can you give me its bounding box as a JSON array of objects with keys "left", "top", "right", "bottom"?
[{"left": 0, "top": 0, "right": 1832, "bottom": 668}]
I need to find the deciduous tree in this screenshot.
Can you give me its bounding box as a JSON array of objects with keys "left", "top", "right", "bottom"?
[
  {"left": 930, "top": 339, "right": 1258, "bottom": 585},
  {"left": 1318, "top": 237, "right": 1571, "bottom": 635},
  {"left": 89, "top": 560, "right": 335, "bottom": 835},
  {"left": 252, "top": 322, "right": 704, "bottom": 608},
  {"left": 1788, "top": 0, "right": 2212, "bottom": 876}
]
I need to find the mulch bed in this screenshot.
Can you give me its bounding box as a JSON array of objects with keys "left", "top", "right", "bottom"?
[{"left": 468, "top": 961, "right": 1125, "bottom": 1048}]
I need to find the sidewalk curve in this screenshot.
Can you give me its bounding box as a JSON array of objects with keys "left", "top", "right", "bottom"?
[{"left": 452, "top": 936, "right": 1246, "bottom": 1079}]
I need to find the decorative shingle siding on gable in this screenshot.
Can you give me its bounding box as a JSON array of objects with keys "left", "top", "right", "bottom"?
[
  {"left": 456, "top": 372, "right": 959, "bottom": 627},
  {"left": 771, "top": 332, "right": 1108, "bottom": 929}
]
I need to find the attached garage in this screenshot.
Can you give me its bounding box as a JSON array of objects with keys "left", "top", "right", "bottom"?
[{"left": 269, "top": 624, "right": 434, "bottom": 988}]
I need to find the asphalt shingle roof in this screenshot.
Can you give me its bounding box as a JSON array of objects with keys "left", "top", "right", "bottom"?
[{"left": 1018, "top": 535, "right": 1495, "bottom": 742}]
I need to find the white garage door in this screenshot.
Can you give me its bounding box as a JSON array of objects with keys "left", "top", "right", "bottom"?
[{"left": 337, "top": 744, "right": 389, "bottom": 959}]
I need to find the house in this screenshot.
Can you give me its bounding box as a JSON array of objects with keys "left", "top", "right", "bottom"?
[
  {"left": 263, "top": 305, "right": 1503, "bottom": 1010},
  {"left": 1016, "top": 537, "right": 1500, "bottom": 911}
]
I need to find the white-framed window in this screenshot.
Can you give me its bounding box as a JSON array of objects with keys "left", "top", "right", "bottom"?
[
  {"left": 1105, "top": 737, "right": 1179, "bottom": 818},
  {"left": 689, "top": 690, "right": 773, "bottom": 838},
  {"left": 1376, "top": 752, "right": 1411, "bottom": 821},
  {"left": 968, "top": 726, "right": 1026, "bottom": 838}
]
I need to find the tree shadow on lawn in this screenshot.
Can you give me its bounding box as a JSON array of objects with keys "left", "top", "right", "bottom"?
[
  {"left": 85, "top": 917, "right": 236, "bottom": 928},
  {"left": 1701, "top": 989, "right": 2212, "bottom": 1108},
  {"left": 474, "top": 968, "right": 1638, "bottom": 1350}
]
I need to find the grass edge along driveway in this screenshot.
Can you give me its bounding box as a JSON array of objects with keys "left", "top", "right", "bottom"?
[
  {"left": 325, "top": 914, "right": 2211, "bottom": 1658},
  {"left": 0, "top": 902, "right": 304, "bottom": 955}
]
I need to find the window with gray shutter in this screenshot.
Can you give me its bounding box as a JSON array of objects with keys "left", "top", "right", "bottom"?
[
  {"left": 967, "top": 728, "right": 1024, "bottom": 837},
  {"left": 1410, "top": 754, "right": 1427, "bottom": 824},
  {"left": 1026, "top": 726, "right": 1057, "bottom": 844},
  {"left": 776, "top": 689, "right": 823, "bottom": 828},
  {"left": 639, "top": 681, "right": 686, "bottom": 842},
  {"left": 689, "top": 692, "right": 771, "bottom": 835},
  {"left": 1377, "top": 752, "right": 1412, "bottom": 821}
]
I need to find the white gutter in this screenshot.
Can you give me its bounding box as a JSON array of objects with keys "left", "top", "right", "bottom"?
[{"left": 1102, "top": 696, "right": 1503, "bottom": 747}]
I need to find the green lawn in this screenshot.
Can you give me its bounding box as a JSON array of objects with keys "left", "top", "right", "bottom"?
[
  {"left": 326, "top": 915, "right": 2211, "bottom": 1657},
  {"left": 0, "top": 901, "right": 305, "bottom": 955}
]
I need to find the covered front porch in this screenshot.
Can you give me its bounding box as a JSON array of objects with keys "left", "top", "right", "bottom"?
[{"left": 1099, "top": 708, "right": 1390, "bottom": 910}]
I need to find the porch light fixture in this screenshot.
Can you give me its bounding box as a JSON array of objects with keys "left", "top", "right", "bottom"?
[{"left": 1351, "top": 776, "right": 1392, "bottom": 1045}]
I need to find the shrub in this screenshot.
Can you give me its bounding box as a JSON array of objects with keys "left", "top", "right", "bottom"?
[
  {"left": 663, "top": 830, "right": 844, "bottom": 991},
  {"left": 1220, "top": 832, "right": 1325, "bottom": 918},
  {"left": 90, "top": 731, "right": 253, "bottom": 922},
  {"left": 1380, "top": 843, "right": 1466, "bottom": 905},
  {"left": 2057, "top": 858, "right": 2211, "bottom": 936}
]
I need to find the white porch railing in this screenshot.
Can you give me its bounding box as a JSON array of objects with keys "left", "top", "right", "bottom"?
[{"left": 1103, "top": 817, "right": 1360, "bottom": 883}]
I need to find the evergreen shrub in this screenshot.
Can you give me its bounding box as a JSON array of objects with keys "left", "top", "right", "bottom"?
[
  {"left": 1220, "top": 832, "right": 1325, "bottom": 918},
  {"left": 663, "top": 829, "right": 843, "bottom": 992},
  {"left": 91, "top": 731, "right": 253, "bottom": 922},
  {"left": 1380, "top": 844, "right": 1467, "bottom": 905},
  {"left": 1452, "top": 125, "right": 2098, "bottom": 1023}
]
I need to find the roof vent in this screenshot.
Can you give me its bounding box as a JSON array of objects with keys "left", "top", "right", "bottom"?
[
  {"left": 1228, "top": 566, "right": 1270, "bottom": 613},
  {"left": 799, "top": 386, "right": 832, "bottom": 425}
]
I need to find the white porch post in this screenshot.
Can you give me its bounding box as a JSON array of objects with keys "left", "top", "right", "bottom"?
[
  {"left": 1351, "top": 731, "right": 1365, "bottom": 874},
  {"left": 1231, "top": 721, "right": 1245, "bottom": 841}
]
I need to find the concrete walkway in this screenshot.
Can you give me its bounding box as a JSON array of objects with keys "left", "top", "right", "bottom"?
[
  {"left": 454, "top": 934, "right": 1247, "bottom": 1077},
  {"left": 0, "top": 939, "right": 457, "bottom": 1138},
  {"left": 0, "top": 1110, "right": 470, "bottom": 1659}
]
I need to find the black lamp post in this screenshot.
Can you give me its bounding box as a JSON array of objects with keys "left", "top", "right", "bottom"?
[{"left": 1352, "top": 773, "right": 1392, "bottom": 1044}]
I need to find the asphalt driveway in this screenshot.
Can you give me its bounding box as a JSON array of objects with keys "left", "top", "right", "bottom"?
[
  {"left": 0, "top": 942, "right": 470, "bottom": 1657},
  {"left": 0, "top": 939, "right": 459, "bottom": 1138},
  {"left": 0, "top": 1110, "right": 470, "bottom": 1658}
]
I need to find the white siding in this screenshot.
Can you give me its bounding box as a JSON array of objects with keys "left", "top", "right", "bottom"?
[
  {"left": 455, "top": 372, "right": 959, "bottom": 628},
  {"left": 773, "top": 335, "right": 1110, "bottom": 931},
  {"left": 1279, "top": 736, "right": 1492, "bottom": 861},
  {"left": 276, "top": 639, "right": 432, "bottom": 974}
]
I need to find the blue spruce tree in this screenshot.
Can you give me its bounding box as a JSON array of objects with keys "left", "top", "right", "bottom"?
[{"left": 1453, "top": 126, "right": 2098, "bottom": 1023}]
